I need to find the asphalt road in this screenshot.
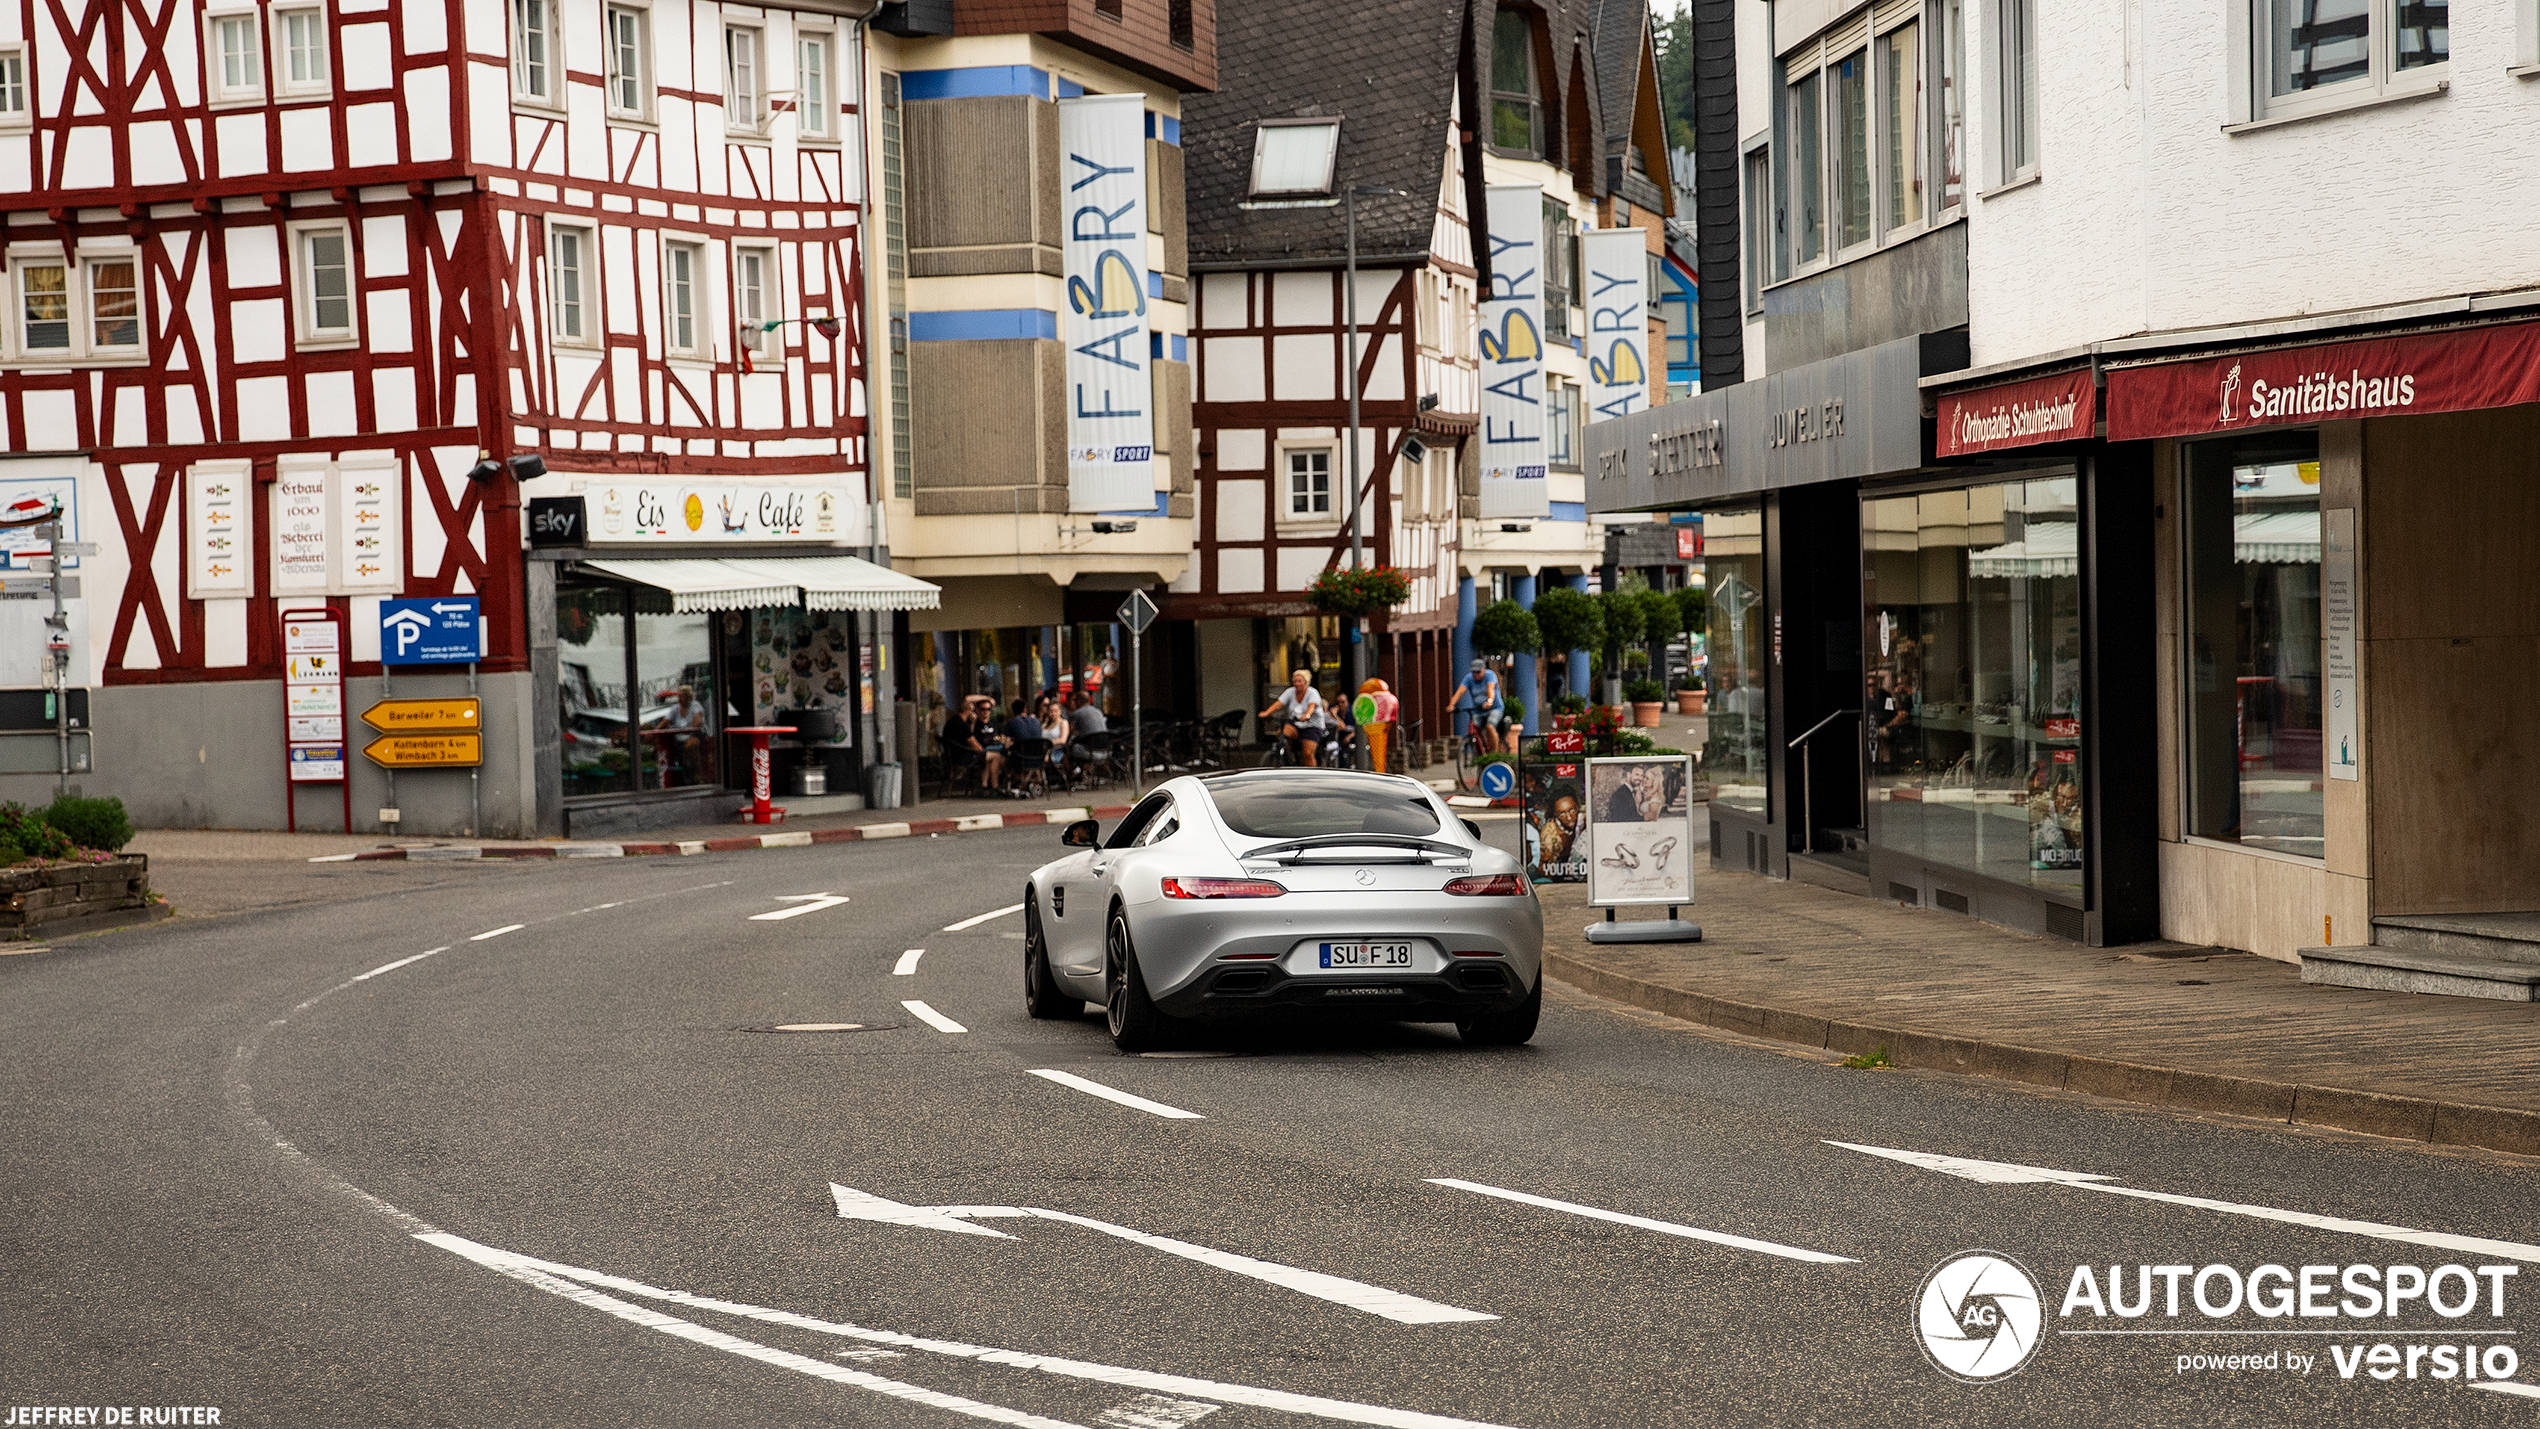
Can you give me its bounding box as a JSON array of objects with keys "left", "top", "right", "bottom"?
[{"left": 5, "top": 823, "right": 2538, "bottom": 1427}]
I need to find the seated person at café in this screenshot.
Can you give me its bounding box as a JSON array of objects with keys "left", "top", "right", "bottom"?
[{"left": 945, "top": 695, "right": 1006, "bottom": 792}]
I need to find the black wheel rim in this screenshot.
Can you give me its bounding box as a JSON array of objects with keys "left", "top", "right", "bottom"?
[
  {"left": 1024, "top": 900, "right": 1045, "bottom": 997},
  {"left": 1105, "top": 918, "right": 1127, "bottom": 1036}
]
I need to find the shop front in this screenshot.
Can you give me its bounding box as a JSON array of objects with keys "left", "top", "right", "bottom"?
[{"left": 526, "top": 476, "right": 939, "bottom": 838}]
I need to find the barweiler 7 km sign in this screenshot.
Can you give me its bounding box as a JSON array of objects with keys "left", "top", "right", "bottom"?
[{"left": 361, "top": 696, "right": 482, "bottom": 768}]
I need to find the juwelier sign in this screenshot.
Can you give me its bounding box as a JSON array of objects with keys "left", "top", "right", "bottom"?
[{"left": 1058, "top": 92, "right": 1156, "bottom": 514}]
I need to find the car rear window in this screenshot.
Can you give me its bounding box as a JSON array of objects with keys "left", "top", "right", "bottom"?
[{"left": 1205, "top": 774, "right": 1441, "bottom": 840}]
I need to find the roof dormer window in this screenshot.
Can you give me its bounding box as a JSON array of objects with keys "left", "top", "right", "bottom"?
[
  {"left": 1490, "top": 8, "right": 1540, "bottom": 156},
  {"left": 1248, "top": 118, "right": 1340, "bottom": 197}
]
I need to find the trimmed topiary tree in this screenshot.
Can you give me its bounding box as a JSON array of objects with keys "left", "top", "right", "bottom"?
[{"left": 1470, "top": 598, "right": 1540, "bottom": 658}]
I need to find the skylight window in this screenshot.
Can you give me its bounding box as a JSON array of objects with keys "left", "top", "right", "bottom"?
[{"left": 1249, "top": 119, "right": 1341, "bottom": 197}]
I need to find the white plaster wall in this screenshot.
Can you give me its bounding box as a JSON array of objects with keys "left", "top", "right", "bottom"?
[{"left": 2159, "top": 839, "right": 2325, "bottom": 964}]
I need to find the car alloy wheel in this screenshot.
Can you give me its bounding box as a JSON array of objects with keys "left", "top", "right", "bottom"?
[
  {"left": 1104, "top": 908, "right": 1169, "bottom": 1052},
  {"left": 1023, "top": 893, "right": 1071, "bottom": 1020}
]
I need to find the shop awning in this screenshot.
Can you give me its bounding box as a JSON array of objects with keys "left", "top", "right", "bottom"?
[
  {"left": 2235, "top": 509, "right": 2320, "bottom": 565},
  {"left": 719, "top": 556, "right": 942, "bottom": 612},
  {"left": 574, "top": 556, "right": 940, "bottom": 613},
  {"left": 1968, "top": 523, "right": 2079, "bottom": 579}
]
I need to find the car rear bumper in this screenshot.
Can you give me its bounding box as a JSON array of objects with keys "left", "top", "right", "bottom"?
[{"left": 1152, "top": 958, "right": 1533, "bottom": 1022}]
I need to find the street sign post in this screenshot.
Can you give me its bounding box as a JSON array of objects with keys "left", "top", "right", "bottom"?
[
  {"left": 378, "top": 597, "right": 484, "bottom": 665},
  {"left": 361, "top": 733, "right": 484, "bottom": 767},
  {"left": 280, "top": 608, "right": 351, "bottom": 832},
  {"left": 362, "top": 697, "right": 481, "bottom": 733},
  {"left": 1117, "top": 590, "right": 1157, "bottom": 795}
]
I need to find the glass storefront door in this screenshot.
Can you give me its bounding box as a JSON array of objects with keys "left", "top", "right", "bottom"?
[
  {"left": 2183, "top": 434, "right": 2323, "bottom": 856},
  {"left": 1863, "top": 476, "right": 2085, "bottom": 896},
  {"left": 557, "top": 575, "right": 719, "bottom": 798},
  {"left": 1701, "top": 508, "right": 1768, "bottom": 817}
]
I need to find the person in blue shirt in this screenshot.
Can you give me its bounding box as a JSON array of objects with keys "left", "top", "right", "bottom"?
[
  {"left": 1003, "top": 698, "right": 1044, "bottom": 743},
  {"left": 1450, "top": 659, "right": 1506, "bottom": 754}
]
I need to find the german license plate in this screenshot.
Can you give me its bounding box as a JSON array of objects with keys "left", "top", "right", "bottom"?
[{"left": 1320, "top": 941, "right": 1412, "bottom": 968}]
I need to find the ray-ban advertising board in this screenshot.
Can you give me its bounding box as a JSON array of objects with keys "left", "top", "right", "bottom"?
[{"left": 1584, "top": 755, "right": 1694, "bottom": 907}]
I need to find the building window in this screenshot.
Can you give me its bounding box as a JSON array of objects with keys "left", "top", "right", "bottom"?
[
  {"left": 881, "top": 72, "right": 911, "bottom": 500},
  {"left": 1286, "top": 447, "right": 1332, "bottom": 517},
  {"left": 512, "top": 0, "right": 554, "bottom": 104},
  {"left": 663, "top": 240, "right": 703, "bottom": 355},
  {"left": 1169, "top": 0, "right": 1192, "bottom": 50},
  {"left": 551, "top": 225, "right": 590, "bottom": 344},
  {"left": 89, "top": 257, "right": 139, "bottom": 350},
  {"left": 17, "top": 259, "right": 69, "bottom": 353},
  {"left": 735, "top": 247, "right": 772, "bottom": 352},
  {"left": 1541, "top": 199, "right": 1575, "bottom": 340},
  {"left": 796, "top": 32, "right": 831, "bottom": 138},
  {"left": 1788, "top": 67, "right": 1823, "bottom": 265},
  {"left": 1249, "top": 119, "right": 1340, "bottom": 197},
  {"left": 606, "top": 5, "right": 650, "bottom": 118},
  {"left": 294, "top": 225, "right": 355, "bottom": 343},
  {"left": 1742, "top": 144, "right": 1770, "bottom": 308},
  {"left": 1882, "top": 21, "right": 1921, "bottom": 233},
  {"left": 1832, "top": 47, "right": 1871, "bottom": 249},
  {"left": 0, "top": 47, "right": 28, "bottom": 128},
  {"left": 724, "top": 25, "right": 761, "bottom": 133},
  {"left": 276, "top": 6, "right": 327, "bottom": 94},
  {"left": 211, "top": 11, "right": 263, "bottom": 101},
  {"left": 2254, "top": 0, "right": 2448, "bottom": 120},
  {"left": 1992, "top": 0, "right": 2037, "bottom": 182},
  {"left": 1546, "top": 379, "right": 1579, "bottom": 469},
  {"left": 1864, "top": 477, "right": 2086, "bottom": 895},
  {"left": 2184, "top": 434, "right": 2323, "bottom": 858},
  {"left": 7, "top": 253, "right": 148, "bottom": 360},
  {"left": 1490, "top": 8, "right": 1539, "bottom": 155}
]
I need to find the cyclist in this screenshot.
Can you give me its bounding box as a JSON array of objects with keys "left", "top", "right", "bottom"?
[
  {"left": 1450, "top": 658, "right": 1505, "bottom": 756},
  {"left": 1259, "top": 669, "right": 1330, "bottom": 767}
]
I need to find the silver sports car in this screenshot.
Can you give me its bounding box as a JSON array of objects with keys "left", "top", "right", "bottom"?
[{"left": 1021, "top": 768, "right": 1544, "bottom": 1051}]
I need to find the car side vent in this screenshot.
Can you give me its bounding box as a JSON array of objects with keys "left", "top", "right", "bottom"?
[
  {"left": 2046, "top": 903, "right": 2087, "bottom": 942},
  {"left": 1934, "top": 888, "right": 1971, "bottom": 915},
  {"left": 1889, "top": 881, "right": 1919, "bottom": 904}
]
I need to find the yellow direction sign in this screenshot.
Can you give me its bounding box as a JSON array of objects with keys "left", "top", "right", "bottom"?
[
  {"left": 361, "top": 696, "right": 480, "bottom": 732},
  {"left": 362, "top": 732, "right": 482, "bottom": 768}
]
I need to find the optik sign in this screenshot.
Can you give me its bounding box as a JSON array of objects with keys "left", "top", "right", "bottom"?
[
  {"left": 1059, "top": 93, "right": 1154, "bottom": 515},
  {"left": 1580, "top": 228, "right": 1650, "bottom": 421},
  {"left": 1479, "top": 183, "right": 1548, "bottom": 519}
]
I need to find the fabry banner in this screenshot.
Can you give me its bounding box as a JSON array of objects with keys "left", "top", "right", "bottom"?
[
  {"left": 1058, "top": 93, "right": 1156, "bottom": 514},
  {"left": 1579, "top": 228, "right": 1650, "bottom": 421},
  {"left": 1479, "top": 183, "right": 1548, "bottom": 518}
]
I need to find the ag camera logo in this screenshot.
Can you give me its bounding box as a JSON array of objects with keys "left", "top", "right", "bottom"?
[{"left": 1917, "top": 1250, "right": 2046, "bottom": 1383}]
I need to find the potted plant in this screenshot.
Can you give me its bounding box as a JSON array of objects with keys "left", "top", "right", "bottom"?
[
  {"left": 1503, "top": 697, "right": 1525, "bottom": 738},
  {"left": 1624, "top": 678, "right": 1667, "bottom": 728},
  {"left": 1595, "top": 589, "right": 1645, "bottom": 709},
  {"left": 1305, "top": 563, "right": 1413, "bottom": 619}
]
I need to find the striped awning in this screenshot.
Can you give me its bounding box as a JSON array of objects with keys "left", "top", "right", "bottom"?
[
  {"left": 720, "top": 556, "right": 942, "bottom": 612},
  {"left": 574, "top": 556, "right": 940, "bottom": 613}
]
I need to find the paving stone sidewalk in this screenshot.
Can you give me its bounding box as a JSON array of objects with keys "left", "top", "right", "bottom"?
[{"left": 1537, "top": 870, "right": 2540, "bottom": 1157}]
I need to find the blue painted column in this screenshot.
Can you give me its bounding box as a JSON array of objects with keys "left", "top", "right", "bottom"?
[
  {"left": 1452, "top": 576, "right": 1476, "bottom": 738},
  {"left": 1511, "top": 572, "right": 1537, "bottom": 735},
  {"left": 1566, "top": 571, "right": 1592, "bottom": 702}
]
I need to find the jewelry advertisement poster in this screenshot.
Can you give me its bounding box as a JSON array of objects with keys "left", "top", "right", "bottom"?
[{"left": 1584, "top": 755, "right": 1694, "bottom": 907}]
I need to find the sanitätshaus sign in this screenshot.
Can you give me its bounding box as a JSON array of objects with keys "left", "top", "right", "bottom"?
[
  {"left": 2105, "top": 319, "right": 2540, "bottom": 440},
  {"left": 1935, "top": 367, "right": 2097, "bottom": 457},
  {"left": 1058, "top": 93, "right": 1155, "bottom": 513}
]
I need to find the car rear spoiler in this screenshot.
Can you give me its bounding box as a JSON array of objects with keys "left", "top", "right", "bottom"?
[{"left": 1242, "top": 833, "right": 1471, "bottom": 864}]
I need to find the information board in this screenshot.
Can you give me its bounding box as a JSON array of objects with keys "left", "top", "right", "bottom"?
[{"left": 1583, "top": 754, "right": 1694, "bottom": 907}]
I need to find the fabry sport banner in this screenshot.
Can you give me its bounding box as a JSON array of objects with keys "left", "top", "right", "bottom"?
[
  {"left": 1584, "top": 754, "right": 1695, "bottom": 907},
  {"left": 1058, "top": 93, "right": 1156, "bottom": 514},
  {"left": 1479, "top": 183, "right": 1548, "bottom": 519},
  {"left": 1579, "top": 228, "right": 1650, "bottom": 421}
]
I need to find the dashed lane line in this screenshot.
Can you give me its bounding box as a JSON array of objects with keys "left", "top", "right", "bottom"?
[
  {"left": 902, "top": 1000, "right": 968, "bottom": 1034},
  {"left": 944, "top": 903, "right": 1027, "bottom": 932},
  {"left": 470, "top": 924, "right": 525, "bottom": 941},
  {"left": 1424, "top": 1179, "right": 1857, "bottom": 1264},
  {"left": 893, "top": 949, "right": 926, "bottom": 976},
  {"left": 1026, "top": 1068, "right": 1203, "bottom": 1121}
]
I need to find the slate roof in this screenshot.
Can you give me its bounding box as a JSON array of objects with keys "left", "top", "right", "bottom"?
[
  {"left": 1585, "top": 0, "right": 1648, "bottom": 158},
  {"left": 1182, "top": 0, "right": 1473, "bottom": 269}
]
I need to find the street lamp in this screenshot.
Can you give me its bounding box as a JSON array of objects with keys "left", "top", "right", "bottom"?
[{"left": 1344, "top": 182, "right": 1405, "bottom": 769}]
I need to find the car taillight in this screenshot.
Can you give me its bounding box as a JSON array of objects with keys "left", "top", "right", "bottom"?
[
  {"left": 1443, "top": 874, "right": 1527, "bottom": 896},
  {"left": 1161, "top": 876, "right": 1287, "bottom": 899}
]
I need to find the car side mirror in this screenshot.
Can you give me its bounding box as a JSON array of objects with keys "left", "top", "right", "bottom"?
[
  {"left": 1062, "top": 819, "right": 1100, "bottom": 848},
  {"left": 1460, "top": 818, "right": 1484, "bottom": 841}
]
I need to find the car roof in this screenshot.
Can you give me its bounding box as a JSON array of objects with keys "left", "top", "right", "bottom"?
[{"left": 1193, "top": 767, "right": 1431, "bottom": 791}]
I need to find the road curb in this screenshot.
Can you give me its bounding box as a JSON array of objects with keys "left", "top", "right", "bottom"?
[
  {"left": 326, "top": 805, "right": 1138, "bottom": 864},
  {"left": 1543, "top": 949, "right": 2540, "bottom": 1160}
]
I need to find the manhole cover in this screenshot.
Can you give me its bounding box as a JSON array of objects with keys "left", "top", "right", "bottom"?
[
  {"left": 1138, "top": 1049, "right": 1239, "bottom": 1059},
  {"left": 737, "top": 1022, "right": 903, "bottom": 1034}
]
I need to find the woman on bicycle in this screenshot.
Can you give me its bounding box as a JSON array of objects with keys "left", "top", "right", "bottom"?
[
  {"left": 1260, "top": 670, "right": 1330, "bottom": 767},
  {"left": 1450, "top": 658, "right": 1505, "bottom": 755}
]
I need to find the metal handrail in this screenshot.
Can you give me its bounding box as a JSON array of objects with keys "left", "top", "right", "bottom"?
[
  {"left": 1787, "top": 709, "right": 1860, "bottom": 855},
  {"left": 1788, "top": 707, "right": 1859, "bottom": 750}
]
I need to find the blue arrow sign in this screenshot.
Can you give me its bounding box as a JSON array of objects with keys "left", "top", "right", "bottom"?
[
  {"left": 380, "top": 596, "right": 484, "bottom": 665},
  {"left": 1478, "top": 761, "right": 1516, "bottom": 800}
]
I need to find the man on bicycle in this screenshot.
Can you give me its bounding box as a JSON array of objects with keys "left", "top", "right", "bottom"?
[
  {"left": 1259, "top": 669, "right": 1330, "bottom": 767},
  {"left": 1451, "top": 658, "right": 1506, "bottom": 755}
]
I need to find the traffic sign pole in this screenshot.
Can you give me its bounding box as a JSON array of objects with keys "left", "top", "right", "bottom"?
[{"left": 1116, "top": 590, "right": 1157, "bottom": 796}]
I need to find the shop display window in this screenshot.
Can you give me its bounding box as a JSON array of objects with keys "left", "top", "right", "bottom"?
[
  {"left": 2183, "top": 434, "right": 2323, "bottom": 857},
  {"left": 1863, "top": 477, "right": 2084, "bottom": 894},
  {"left": 1701, "top": 508, "right": 1767, "bottom": 817},
  {"left": 556, "top": 576, "right": 718, "bottom": 797}
]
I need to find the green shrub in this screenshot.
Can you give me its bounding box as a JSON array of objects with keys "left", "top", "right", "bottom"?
[
  {"left": 0, "top": 803, "right": 76, "bottom": 864},
  {"left": 42, "top": 795, "right": 133, "bottom": 852},
  {"left": 1637, "top": 587, "right": 1683, "bottom": 642},
  {"left": 1623, "top": 678, "right": 1666, "bottom": 703},
  {"left": 1503, "top": 697, "right": 1525, "bottom": 724},
  {"left": 1471, "top": 599, "right": 1540, "bottom": 657},
  {"left": 1547, "top": 692, "right": 1589, "bottom": 717},
  {"left": 1529, "top": 585, "right": 1603, "bottom": 654},
  {"left": 1600, "top": 730, "right": 1662, "bottom": 756}
]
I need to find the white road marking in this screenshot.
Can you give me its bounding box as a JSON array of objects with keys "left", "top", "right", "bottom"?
[
  {"left": 349, "top": 947, "right": 452, "bottom": 983},
  {"left": 416, "top": 1233, "right": 1090, "bottom": 1428},
  {"left": 837, "top": 1348, "right": 910, "bottom": 1361},
  {"left": 751, "top": 893, "right": 851, "bottom": 921},
  {"left": 470, "top": 924, "right": 524, "bottom": 941},
  {"left": 1829, "top": 1140, "right": 2540, "bottom": 1264},
  {"left": 425, "top": 1232, "right": 1530, "bottom": 1425},
  {"left": 1027, "top": 1068, "right": 1204, "bottom": 1120},
  {"left": 945, "top": 902, "right": 1027, "bottom": 932},
  {"left": 1098, "top": 1395, "right": 1221, "bottom": 1428},
  {"left": 894, "top": 948, "right": 926, "bottom": 976},
  {"left": 2475, "top": 1381, "right": 2540, "bottom": 1400},
  {"left": 308, "top": 852, "right": 358, "bottom": 862},
  {"left": 903, "top": 1000, "right": 968, "bottom": 1034},
  {"left": 832, "top": 1186, "right": 1493, "bottom": 1326},
  {"left": 1425, "top": 1179, "right": 1858, "bottom": 1264}
]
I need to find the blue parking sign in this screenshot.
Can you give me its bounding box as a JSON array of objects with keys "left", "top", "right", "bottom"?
[{"left": 380, "top": 597, "right": 484, "bottom": 665}]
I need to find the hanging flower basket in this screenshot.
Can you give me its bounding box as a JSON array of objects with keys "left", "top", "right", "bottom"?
[{"left": 1306, "top": 564, "right": 1414, "bottom": 619}]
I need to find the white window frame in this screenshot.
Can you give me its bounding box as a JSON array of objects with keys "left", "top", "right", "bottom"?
[
  {"left": 795, "top": 26, "right": 834, "bottom": 140},
  {"left": 512, "top": 0, "right": 560, "bottom": 109},
  {"left": 550, "top": 223, "right": 595, "bottom": 348},
  {"left": 1931, "top": 0, "right": 1967, "bottom": 216},
  {"left": 724, "top": 23, "right": 764, "bottom": 135},
  {"left": 1281, "top": 444, "right": 1335, "bottom": 521},
  {"left": 1987, "top": 0, "right": 2038, "bottom": 187},
  {"left": 272, "top": 4, "right": 330, "bottom": 98},
  {"left": 2236, "top": 0, "right": 2452, "bottom": 127},
  {"left": 5, "top": 246, "right": 148, "bottom": 364},
  {"left": 733, "top": 243, "right": 776, "bottom": 353},
  {"left": 206, "top": 5, "right": 266, "bottom": 105},
  {"left": 288, "top": 220, "right": 358, "bottom": 348},
  {"left": 1546, "top": 377, "right": 1579, "bottom": 470},
  {"left": 662, "top": 238, "right": 708, "bottom": 360},
  {"left": 1248, "top": 118, "right": 1341, "bottom": 197},
  {"left": 604, "top": 1, "right": 654, "bottom": 122},
  {"left": 1741, "top": 136, "right": 1770, "bottom": 312},
  {"left": 9, "top": 250, "right": 74, "bottom": 361},
  {"left": 84, "top": 249, "right": 144, "bottom": 356},
  {"left": 0, "top": 44, "right": 32, "bottom": 131}
]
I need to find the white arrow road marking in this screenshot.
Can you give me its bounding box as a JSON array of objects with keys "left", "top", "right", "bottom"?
[
  {"left": 1828, "top": 1140, "right": 2540, "bottom": 1264},
  {"left": 751, "top": 893, "right": 851, "bottom": 921},
  {"left": 1027, "top": 1068, "right": 1204, "bottom": 1120},
  {"left": 1424, "top": 1179, "right": 1857, "bottom": 1264},
  {"left": 1097, "top": 1395, "right": 1220, "bottom": 1428},
  {"left": 894, "top": 948, "right": 926, "bottom": 975},
  {"left": 945, "top": 902, "right": 1027, "bottom": 932},
  {"left": 902, "top": 1000, "right": 968, "bottom": 1033},
  {"left": 833, "top": 1186, "right": 1495, "bottom": 1325},
  {"left": 422, "top": 1231, "right": 1527, "bottom": 1428},
  {"left": 470, "top": 924, "right": 524, "bottom": 941}
]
